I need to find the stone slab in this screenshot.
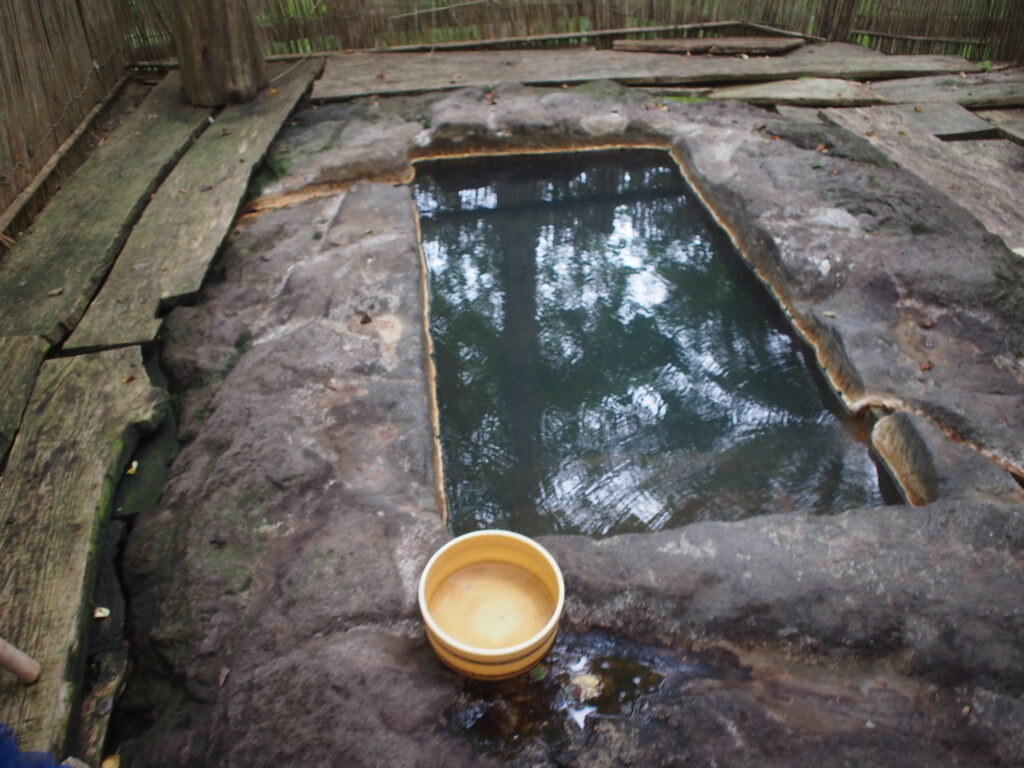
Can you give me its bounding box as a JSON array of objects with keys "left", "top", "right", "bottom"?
[
  {"left": 313, "top": 44, "right": 976, "bottom": 101},
  {"left": 0, "top": 75, "right": 210, "bottom": 344},
  {"left": 870, "top": 68, "right": 1024, "bottom": 108},
  {"left": 0, "top": 335, "right": 47, "bottom": 462},
  {"left": 612, "top": 36, "right": 803, "bottom": 55},
  {"left": 977, "top": 107, "right": 1024, "bottom": 145},
  {"left": 115, "top": 85, "right": 1024, "bottom": 768},
  {"left": 0, "top": 347, "right": 166, "bottom": 755},
  {"left": 709, "top": 77, "right": 888, "bottom": 107},
  {"left": 887, "top": 102, "right": 1001, "bottom": 139},
  {"left": 823, "top": 106, "right": 1024, "bottom": 254},
  {"left": 65, "top": 60, "right": 323, "bottom": 352}
]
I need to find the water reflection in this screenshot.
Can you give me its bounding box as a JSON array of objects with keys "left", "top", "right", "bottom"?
[{"left": 416, "top": 151, "right": 884, "bottom": 537}]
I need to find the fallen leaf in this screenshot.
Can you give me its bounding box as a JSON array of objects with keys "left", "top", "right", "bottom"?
[
  {"left": 919, "top": 360, "right": 933, "bottom": 371},
  {"left": 126, "top": 460, "right": 139, "bottom": 476},
  {"left": 47, "top": 286, "right": 63, "bottom": 296},
  {"left": 101, "top": 756, "right": 121, "bottom": 768},
  {"left": 219, "top": 666, "right": 231, "bottom": 687},
  {"left": 93, "top": 606, "right": 111, "bottom": 619},
  {"left": 269, "top": 88, "right": 278, "bottom": 94},
  {"left": 221, "top": 128, "right": 231, "bottom": 136},
  {"left": 570, "top": 673, "right": 602, "bottom": 700},
  {"left": 122, "top": 375, "right": 136, "bottom": 383},
  {"left": 914, "top": 105, "right": 925, "bottom": 113}
]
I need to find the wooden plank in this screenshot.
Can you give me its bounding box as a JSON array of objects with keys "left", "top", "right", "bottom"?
[
  {"left": 709, "top": 77, "right": 887, "bottom": 107},
  {"left": 823, "top": 106, "right": 1024, "bottom": 255},
  {"left": 312, "top": 44, "right": 976, "bottom": 102},
  {"left": 977, "top": 108, "right": 1024, "bottom": 146},
  {"left": 66, "top": 61, "right": 322, "bottom": 352},
  {"left": 0, "top": 75, "right": 211, "bottom": 344},
  {"left": 886, "top": 103, "right": 1000, "bottom": 140},
  {"left": 0, "top": 347, "right": 166, "bottom": 755},
  {"left": 0, "top": 335, "right": 48, "bottom": 463},
  {"left": 870, "top": 69, "right": 1024, "bottom": 108},
  {"left": 774, "top": 105, "right": 826, "bottom": 122},
  {"left": 612, "top": 36, "right": 803, "bottom": 56}
]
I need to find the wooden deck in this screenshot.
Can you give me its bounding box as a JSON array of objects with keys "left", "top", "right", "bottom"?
[
  {"left": 0, "top": 61, "right": 321, "bottom": 759},
  {"left": 0, "top": 42, "right": 1023, "bottom": 762}
]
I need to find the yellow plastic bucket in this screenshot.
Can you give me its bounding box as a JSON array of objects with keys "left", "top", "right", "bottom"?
[{"left": 418, "top": 529, "right": 565, "bottom": 680}]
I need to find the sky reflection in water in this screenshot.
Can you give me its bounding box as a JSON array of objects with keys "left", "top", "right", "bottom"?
[{"left": 415, "top": 151, "right": 884, "bottom": 537}]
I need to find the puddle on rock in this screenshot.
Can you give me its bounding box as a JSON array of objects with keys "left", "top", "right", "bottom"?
[
  {"left": 446, "top": 631, "right": 748, "bottom": 760},
  {"left": 415, "top": 150, "right": 888, "bottom": 537}
]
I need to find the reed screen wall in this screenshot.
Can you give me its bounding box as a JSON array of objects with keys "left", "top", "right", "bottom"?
[
  {"left": 0, "top": 0, "right": 128, "bottom": 236},
  {"left": 120, "top": 0, "right": 1024, "bottom": 61}
]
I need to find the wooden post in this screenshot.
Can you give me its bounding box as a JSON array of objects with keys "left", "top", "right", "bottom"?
[
  {"left": 817, "top": 0, "right": 858, "bottom": 43},
  {"left": 170, "top": 0, "right": 268, "bottom": 107}
]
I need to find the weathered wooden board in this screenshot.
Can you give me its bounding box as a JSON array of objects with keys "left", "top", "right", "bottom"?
[
  {"left": 66, "top": 60, "right": 323, "bottom": 351},
  {"left": 0, "top": 75, "right": 211, "bottom": 345},
  {"left": 977, "top": 108, "right": 1024, "bottom": 146},
  {"left": 887, "top": 103, "right": 1000, "bottom": 140},
  {"left": 0, "top": 347, "right": 166, "bottom": 755},
  {"left": 0, "top": 335, "right": 47, "bottom": 462},
  {"left": 774, "top": 105, "right": 826, "bottom": 122},
  {"left": 612, "top": 36, "right": 803, "bottom": 55},
  {"left": 313, "top": 44, "right": 976, "bottom": 101},
  {"left": 824, "top": 106, "right": 1024, "bottom": 254},
  {"left": 870, "top": 69, "right": 1024, "bottom": 108},
  {"left": 709, "top": 77, "right": 887, "bottom": 107}
]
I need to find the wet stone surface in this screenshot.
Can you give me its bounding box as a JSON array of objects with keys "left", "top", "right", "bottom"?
[{"left": 117, "top": 82, "right": 1024, "bottom": 766}]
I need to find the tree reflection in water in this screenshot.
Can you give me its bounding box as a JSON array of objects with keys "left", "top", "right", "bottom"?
[{"left": 415, "top": 151, "right": 884, "bottom": 537}]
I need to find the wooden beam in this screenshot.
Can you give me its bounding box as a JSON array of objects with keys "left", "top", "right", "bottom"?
[
  {"left": 613, "top": 37, "right": 803, "bottom": 56},
  {"left": 0, "top": 347, "right": 166, "bottom": 755},
  {"left": 66, "top": 61, "right": 323, "bottom": 351},
  {"left": 170, "top": 0, "right": 267, "bottom": 106}
]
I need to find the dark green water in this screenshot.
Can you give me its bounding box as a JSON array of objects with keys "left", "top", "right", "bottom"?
[{"left": 415, "top": 150, "right": 885, "bottom": 537}]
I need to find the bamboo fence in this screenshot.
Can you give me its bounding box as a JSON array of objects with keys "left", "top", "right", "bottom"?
[
  {"left": 2, "top": 0, "right": 1022, "bottom": 244},
  {"left": 116, "top": 0, "right": 1024, "bottom": 60},
  {"left": 0, "top": 0, "right": 128, "bottom": 238}
]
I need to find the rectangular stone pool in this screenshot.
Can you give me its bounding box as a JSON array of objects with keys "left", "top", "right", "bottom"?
[{"left": 414, "top": 150, "right": 886, "bottom": 536}]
